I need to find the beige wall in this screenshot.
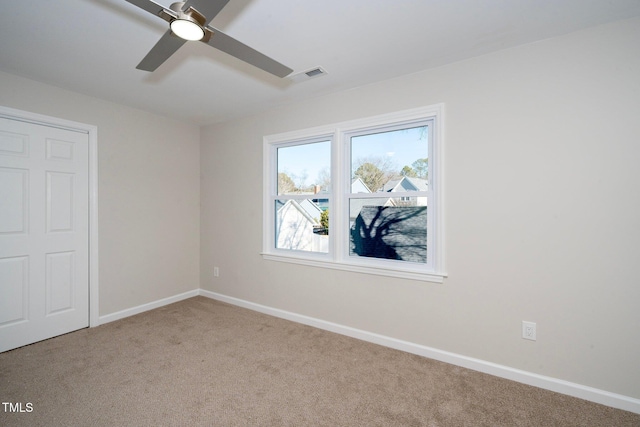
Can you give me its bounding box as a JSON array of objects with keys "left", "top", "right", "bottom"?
[
  {"left": 200, "top": 17, "right": 640, "bottom": 399},
  {"left": 0, "top": 71, "right": 201, "bottom": 316}
]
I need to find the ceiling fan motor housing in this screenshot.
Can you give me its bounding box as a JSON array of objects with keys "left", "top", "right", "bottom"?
[{"left": 168, "top": 2, "right": 211, "bottom": 41}]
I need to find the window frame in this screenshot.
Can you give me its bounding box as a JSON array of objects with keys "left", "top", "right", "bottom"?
[
  {"left": 262, "top": 104, "right": 445, "bottom": 282},
  {"left": 270, "top": 135, "right": 334, "bottom": 257}
]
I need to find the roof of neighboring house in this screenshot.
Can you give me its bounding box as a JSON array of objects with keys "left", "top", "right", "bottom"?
[
  {"left": 298, "top": 199, "right": 322, "bottom": 221},
  {"left": 350, "top": 206, "right": 427, "bottom": 263},
  {"left": 351, "top": 177, "right": 373, "bottom": 193},
  {"left": 276, "top": 199, "right": 320, "bottom": 223},
  {"left": 382, "top": 176, "right": 428, "bottom": 193},
  {"left": 349, "top": 198, "right": 396, "bottom": 221}
]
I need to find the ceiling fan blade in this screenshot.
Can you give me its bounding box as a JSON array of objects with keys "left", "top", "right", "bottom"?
[
  {"left": 137, "top": 30, "right": 187, "bottom": 71},
  {"left": 204, "top": 27, "right": 293, "bottom": 78},
  {"left": 183, "top": 0, "right": 232, "bottom": 25},
  {"left": 124, "top": 0, "right": 167, "bottom": 17}
]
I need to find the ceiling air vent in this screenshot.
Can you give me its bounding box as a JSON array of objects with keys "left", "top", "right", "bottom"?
[
  {"left": 289, "top": 66, "right": 328, "bottom": 83},
  {"left": 305, "top": 68, "right": 325, "bottom": 77}
]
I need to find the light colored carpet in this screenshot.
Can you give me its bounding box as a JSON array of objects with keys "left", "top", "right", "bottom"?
[{"left": 0, "top": 296, "right": 638, "bottom": 426}]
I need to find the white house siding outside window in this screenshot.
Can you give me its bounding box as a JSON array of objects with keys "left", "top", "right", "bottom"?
[{"left": 263, "top": 104, "right": 445, "bottom": 282}]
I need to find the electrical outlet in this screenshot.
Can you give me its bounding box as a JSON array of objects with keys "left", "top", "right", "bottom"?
[
  {"left": 213, "top": 267, "right": 219, "bottom": 277},
  {"left": 522, "top": 321, "right": 536, "bottom": 341}
]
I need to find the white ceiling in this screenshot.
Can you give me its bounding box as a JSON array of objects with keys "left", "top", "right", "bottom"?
[{"left": 1, "top": 0, "right": 639, "bottom": 125}]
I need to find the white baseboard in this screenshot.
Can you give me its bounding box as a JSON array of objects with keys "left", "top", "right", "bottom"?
[
  {"left": 199, "top": 289, "right": 640, "bottom": 415},
  {"left": 97, "top": 289, "right": 199, "bottom": 325}
]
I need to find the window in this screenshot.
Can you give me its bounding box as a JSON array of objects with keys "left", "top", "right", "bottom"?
[
  {"left": 274, "top": 139, "right": 331, "bottom": 253},
  {"left": 263, "top": 104, "right": 445, "bottom": 282}
]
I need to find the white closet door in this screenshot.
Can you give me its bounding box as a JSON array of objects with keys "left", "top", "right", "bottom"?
[{"left": 0, "top": 117, "right": 89, "bottom": 353}]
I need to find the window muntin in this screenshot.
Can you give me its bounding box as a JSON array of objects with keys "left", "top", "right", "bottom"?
[{"left": 263, "top": 105, "right": 444, "bottom": 282}]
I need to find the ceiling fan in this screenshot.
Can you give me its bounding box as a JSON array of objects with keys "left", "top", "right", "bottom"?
[{"left": 124, "top": 0, "right": 293, "bottom": 77}]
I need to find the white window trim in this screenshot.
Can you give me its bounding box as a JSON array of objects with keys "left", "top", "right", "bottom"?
[{"left": 262, "top": 104, "right": 446, "bottom": 283}]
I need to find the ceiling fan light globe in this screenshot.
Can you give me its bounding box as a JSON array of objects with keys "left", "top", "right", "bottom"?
[{"left": 170, "top": 19, "right": 205, "bottom": 41}]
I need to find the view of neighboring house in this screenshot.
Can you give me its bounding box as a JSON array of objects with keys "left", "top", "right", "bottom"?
[
  {"left": 350, "top": 206, "right": 427, "bottom": 263},
  {"left": 276, "top": 175, "right": 428, "bottom": 262},
  {"left": 350, "top": 176, "right": 428, "bottom": 262},
  {"left": 348, "top": 177, "right": 389, "bottom": 222},
  {"left": 275, "top": 199, "right": 328, "bottom": 253},
  {"left": 351, "top": 177, "right": 372, "bottom": 194},
  {"left": 382, "top": 176, "right": 428, "bottom": 206}
]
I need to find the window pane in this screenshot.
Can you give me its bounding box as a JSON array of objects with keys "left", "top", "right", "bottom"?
[
  {"left": 275, "top": 199, "right": 328, "bottom": 253},
  {"left": 349, "top": 197, "right": 426, "bottom": 263},
  {"left": 277, "top": 141, "right": 331, "bottom": 195},
  {"left": 351, "top": 126, "right": 427, "bottom": 194}
]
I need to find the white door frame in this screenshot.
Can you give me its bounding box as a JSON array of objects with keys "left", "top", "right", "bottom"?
[{"left": 0, "top": 105, "right": 99, "bottom": 327}]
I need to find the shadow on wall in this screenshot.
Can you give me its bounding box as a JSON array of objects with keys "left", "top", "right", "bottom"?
[{"left": 350, "top": 206, "right": 427, "bottom": 263}]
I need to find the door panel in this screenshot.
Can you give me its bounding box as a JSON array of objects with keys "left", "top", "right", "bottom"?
[
  {"left": 0, "top": 167, "right": 28, "bottom": 234},
  {"left": 0, "top": 117, "right": 89, "bottom": 352},
  {"left": 0, "top": 130, "right": 29, "bottom": 157},
  {"left": 46, "top": 251, "right": 75, "bottom": 314},
  {"left": 0, "top": 255, "right": 28, "bottom": 326},
  {"left": 47, "top": 171, "right": 75, "bottom": 232}
]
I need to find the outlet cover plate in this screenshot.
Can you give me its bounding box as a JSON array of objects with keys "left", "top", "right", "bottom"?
[{"left": 522, "top": 321, "right": 537, "bottom": 341}]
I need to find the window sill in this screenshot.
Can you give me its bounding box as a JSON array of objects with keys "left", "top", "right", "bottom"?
[{"left": 261, "top": 253, "right": 446, "bottom": 283}]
